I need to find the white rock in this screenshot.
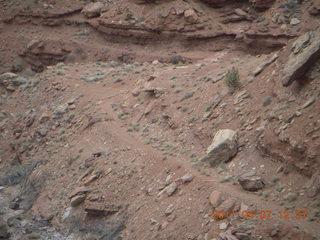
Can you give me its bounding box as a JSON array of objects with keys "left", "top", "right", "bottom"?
[
  {"left": 82, "top": 2, "right": 105, "bottom": 18},
  {"left": 219, "top": 222, "right": 229, "bottom": 230},
  {"left": 204, "top": 129, "right": 238, "bottom": 167},
  {"left": 290, "top": 18, "right": 301, "bottom": 25}
]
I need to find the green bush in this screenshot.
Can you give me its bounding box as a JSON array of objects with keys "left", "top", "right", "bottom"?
[{"left": 225, "top": 67, "right": 240, "bottom": 92}]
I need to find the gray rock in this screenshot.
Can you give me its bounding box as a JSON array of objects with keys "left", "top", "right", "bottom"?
[
  {"left": 284, "top": 193, "right": 298, "bottom": 202},
  {"left": 70, "top": 194, "right": 86, "bottom": 207},
  {"left": 165, "top": 182, "right": 177, "bottom": 196},
  {"left": 299, "top": 96, "right": 316, "bottom": 109},
  {"left": 219, "top": 222, "right": 229, "bottom": 230},
  {"left": 83, "top": 75, "right": 104, "bottom": 83},
  {"left": 262, "top": 96, "right": 271, "bottom": 106},
  {"left": 203, "top": 129, "right": 238, "bottom": 167},
  {"left": 54, "top": 105, "right": 67, "bottom": 116},
  {"left": 238, "top": 175, "right": 265, "bottom": 191},
  {"left": 290, "top": 18, "right": 301, "bottom": 25},
  {"left": 39, "top": 114, "right": 50, "bottom": 123},
  {"left": 282, "top": 27, "right": 320, "bottom": 86},
  {"left": 37, "top": 128, "right": 48, "bottom": 137},
  {"left": 177, "top": 174, "right": 194, "bottom": 184},
  {"left": 305, "top": 174, "right": 320, "bottom": 198},
  {"left": 253, "top": 54, "right": 278, "bottom": 76},
  {"left": 165, "top": 204, "right": 175, "bottom": 215}
]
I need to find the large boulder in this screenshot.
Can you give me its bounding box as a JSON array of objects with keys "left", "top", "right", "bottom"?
[
  {"left": 282, "top": 27, "right": 320, "bottom": 86},
  {"left": 238, "top": 175, "right": 265, "bottom": 191},
  {"left": 203, "top": 129, "right": 238, "bottom": 167},
  {"left": 81, "top": 2, "right": 105, "bottom": 18}
]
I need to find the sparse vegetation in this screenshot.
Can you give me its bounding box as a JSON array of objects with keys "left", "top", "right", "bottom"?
[{"left": 225, "top": 67, "right": 240, "bottom": 92}]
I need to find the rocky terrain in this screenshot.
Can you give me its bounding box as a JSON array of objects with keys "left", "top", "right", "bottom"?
[{"left": 0, "top": 0, "right": 319, "bottom": 239}]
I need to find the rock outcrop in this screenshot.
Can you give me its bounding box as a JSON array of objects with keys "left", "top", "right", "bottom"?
[
  {"left": 282, "top": 27, "right": 320, "bottom": 86},
  {"left": 20, "top": 40, "right": 71, "bottom": 72}
]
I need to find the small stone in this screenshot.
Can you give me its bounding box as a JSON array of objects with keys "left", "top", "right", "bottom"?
[
  {"left": 70, "top": 194, "right": 86, "bottom": 207},
  {"left": 284, "top": 193, "right": 298, "bottom": 202},
  {"left": 84, "top": 203, "right": 118, "bottom": 216},
  {"left": 240, "top": 203, "right": 249, "bottom": 218},
  {"left": 54, "top": 105, "right": 67, "bottom": 115},
  {"left": 165, "top": 182, "right": 177, "bottom": 196},
  {"left": 300, "top": 96, "right": 316, "bottom": 109},
  {"left": 150, "top": 218, "right": 157, "bottom": 225},
  {"left": 37, "top": 128, "right": 48, "bottom": 137},
  {"left": 262, "top": 96, "right": 271, "bottom": 106},
  {"left": 215, "top": 198, "right": 236, "bottom": 219},
  {"left": 160, "top": 221, "right": 168, "bottom": 230},
  {"left": 39, "top": 113, "right": 50, "bottom": 123},
  {"left": 177, "top": 174, "right": 194, "bottom": 184},
  {"left": 219, "top": 222, "right": 228, "bottom": 230},
  {"left": 276, "top": 166, "right": 284, "bottom": 173},
  {"left": 209, "top": 190, "right": 222, "bottom": 208},
  {"left": 234, "top": 8, "right": 247, "bottom": 16},
  {"left": 184, "top": 8, "right": 198, "bottom": 24},
  {"left": 69, "top": 187, "right": 91, "bottom": 199},
  {"left": 290, "top": 18, "right": 301, "bottom": 25},
  {"left": 165, "top": 204, "right": 175, "bottom": 215},
  {"left": 132, "top": 89, "right": 140, "bottom": 97}
]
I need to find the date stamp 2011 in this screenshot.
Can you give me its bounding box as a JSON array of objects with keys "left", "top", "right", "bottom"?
[{"left": 211, "top": 210, "right": 308, "bottom": 220}]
